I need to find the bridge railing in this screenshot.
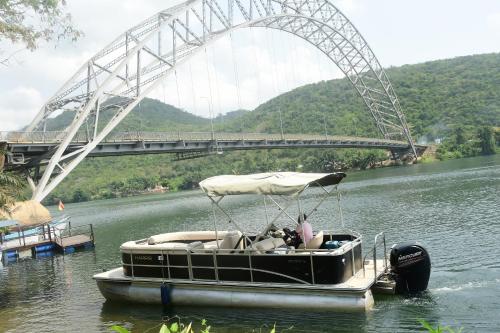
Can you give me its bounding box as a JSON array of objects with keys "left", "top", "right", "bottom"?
[
  {"left": 0, "top": 131, "right": 90, "bottom": 143},
  {"left": 1, "top": 131, "right": 408, "bottom": 145}
]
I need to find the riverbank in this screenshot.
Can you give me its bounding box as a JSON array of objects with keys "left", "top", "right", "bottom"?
[
  {"left": 34, "top": 123, "right": 498, "bottom": 206},
  {"left": 42, "top": 143, "right": 496, "bottom": 207}
]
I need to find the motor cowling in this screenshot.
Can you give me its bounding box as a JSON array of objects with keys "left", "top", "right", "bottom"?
[{"left": 390, "top": 242, "right": 431, "bottom": 294}]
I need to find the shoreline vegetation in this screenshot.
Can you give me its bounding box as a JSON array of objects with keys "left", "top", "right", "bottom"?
[{"left": 42, "top": 137, "right": 496, "bottom": 206}]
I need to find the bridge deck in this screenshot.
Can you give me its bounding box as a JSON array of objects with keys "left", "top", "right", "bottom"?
[{"left": 1, "top": 131, "right": 425, "bottom": 169}]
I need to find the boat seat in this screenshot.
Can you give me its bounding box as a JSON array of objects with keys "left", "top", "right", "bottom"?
[
  {"left": 220, "top": 230, "right": 243, "bottom": 249},
  {"left": 147, "top": 230, "right": 231, "bottom": 245},
  {"left": 120, "top": 241, "right": 205, "bottom": 253},
  {"left": 203, "top": 231, "right": 243, "bottom": 251},
  {"left": 157, "top": 241, "right": 204, "bottom": 251},
  {"left": 251, "top": 237, "right": 286, "bottom": 254},
  {"left": 298, "top": 231, "right": 324, "bottom": 250},
  {"left": 203, "top": 240, "right": 220, "bottom": 250}
]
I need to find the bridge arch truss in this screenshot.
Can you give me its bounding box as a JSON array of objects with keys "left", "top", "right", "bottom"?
[{"left": 26, "top": 0, "right": 417, "bottom": 201}]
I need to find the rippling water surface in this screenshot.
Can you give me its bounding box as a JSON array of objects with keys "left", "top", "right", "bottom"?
[{"left": 1, "top": 155, "right": 499, "bottom": 332}]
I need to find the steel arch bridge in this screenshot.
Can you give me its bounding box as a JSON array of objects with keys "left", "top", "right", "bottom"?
[{"left": 25, "top": 0, "right": 417, "bottom": 202}]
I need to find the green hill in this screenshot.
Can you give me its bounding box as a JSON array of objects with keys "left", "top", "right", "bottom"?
[
  {"left": 42, "top": 53, "right": 500, "bottom": 204},
  {"left": 220, "top": 53, "right": 500, "bottom": 141},
  {"left": 46, "top": 98, "right": 210, "bottom": 132}
]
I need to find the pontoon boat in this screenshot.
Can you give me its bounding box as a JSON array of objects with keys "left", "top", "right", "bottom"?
[{"left": 94, "top": 172, "right": 431, "bottom": 311}]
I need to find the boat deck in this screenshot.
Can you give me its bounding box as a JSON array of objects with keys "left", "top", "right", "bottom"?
[
  {"left": 2, "top": 235, "right": 48, "bottom": 251},
  {"left": 56, "top": 234, "right": 93, "bottom": 248},
  {"left": 1, "top": 224, "right": 95, "bottom": 261}
]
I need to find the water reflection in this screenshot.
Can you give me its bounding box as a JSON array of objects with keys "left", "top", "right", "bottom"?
[{"left": 100, "top": 302, "right": 372, "bottom": 333}]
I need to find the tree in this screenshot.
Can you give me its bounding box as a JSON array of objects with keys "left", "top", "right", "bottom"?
[
  {"left": 477, "top": 126, "right": 496, "bottom": 155},
  {"left": 453, "top": 126, "right": 466, "bottom": 145},
  {"left": 0, "top": 0, "right": 81, "bottom": 64},
  {"left": 0, "top": 148, "right": 24, "bottom": 211},
  {"left": 494, "top": 127, "right": 500, "bottom": 146},
  {"left": 72, "top": 189, "right": 90, "bottom": 202}
]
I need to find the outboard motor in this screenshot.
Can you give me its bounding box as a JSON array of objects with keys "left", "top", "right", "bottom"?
[{"left": 390, "top": 242, "right": 431, "bottom": 294}]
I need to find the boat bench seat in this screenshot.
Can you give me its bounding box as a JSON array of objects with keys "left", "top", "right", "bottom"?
[
  {"left": 148, "top": 230, "right": 234, "bottom": 245},
  {"left": 250, "top": 237, "right": 286, "bottom": 254},
  {"left": 120, "top": 240, "right": 204, "bottom": 252},
  {"left": 157, "top": 241, "right": 204, "bottom": 250},
  {"left": 203, "top": 231, "right": 243, "bottom": 251}
]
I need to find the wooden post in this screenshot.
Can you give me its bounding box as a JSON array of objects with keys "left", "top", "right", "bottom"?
[
  {"left": 90, "top": 224, "right": 95, "bottom": 245},
  {"left": 21, "top": 228, "right": 26, "bottom": 247}
]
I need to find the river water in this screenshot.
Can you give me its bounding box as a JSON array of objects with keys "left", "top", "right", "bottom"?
[{"left": 1, "top": 155, "right": 499, "bottom": 332}]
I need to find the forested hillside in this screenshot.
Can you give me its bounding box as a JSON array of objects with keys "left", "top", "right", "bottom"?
[
  {"left": 221, "top": 53, "right": 500, "bottom": 141},
  {"left": 42, "top": 53, "right": 499, "bottom": 204}
]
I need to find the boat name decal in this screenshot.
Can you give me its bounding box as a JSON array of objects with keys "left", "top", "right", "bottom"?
[
  {"left": 135, "top": 255, "right": 153, "bottom": 261},
  {"left": 287, "top": 259, "right": 307, "bottom": 264},
  {"left": 398, "top": 251, "right": 422, "bottom": 262}
]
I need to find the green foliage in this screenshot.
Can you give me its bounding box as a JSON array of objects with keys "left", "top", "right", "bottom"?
[
  {"left": 0, "top": 147, "right": 25, "bottom": 211},
  {"left": 0, "top": 0, "right": 82, "bottom": 64},
  {"left": 477, "top": 126, "right": 496, "bottom": 155},
  {"left": 109, "top": 319, "right": 284, "bottom": 333},
  {"left": 110, "top": 319, "right": 208, "bottom": 333},
  {"left": 111, "top": 319, "right": 461, "bottom": 333},
  {"left": 0, "top": 171, "right": 25, "bottom": 211},
  {"left": 220, "top": 53, "right": 500, "bottom": 141},
  {"left": 494, "top": 127, "right": 500, "bottom": 146},
  {"left": 72, "top": 189, "right": 90, "bottom": 203},
  {"left": 419, "top": 319, "right": 463, "bottom": 333},
  {"left": 110, "top": 325, "right": 130, "bottom": 333},
  {"left": 45, "top": 98, "right": 209, "bottom": 132},
  {"left": 435, "top": 125, "right": 497, "bottom": 160}
]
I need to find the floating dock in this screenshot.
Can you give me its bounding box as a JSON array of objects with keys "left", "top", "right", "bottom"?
[{"left": 0, "top": 222, "right": 95, "bottom": 263}]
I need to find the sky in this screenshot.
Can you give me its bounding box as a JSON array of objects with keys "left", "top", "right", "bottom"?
[{"left": 0, "top": 0, "right": 499, "bottom": 131}]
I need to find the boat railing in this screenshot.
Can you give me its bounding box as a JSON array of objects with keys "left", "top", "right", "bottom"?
[
  {"left": 53, "top": 223, "right": 95, "bottom": 246},
  {"left": 362, "top": 232, "right": 388, "bottom": 282},
  {"left": 125, "top": 236, "right": 363, "bottom": 286}
]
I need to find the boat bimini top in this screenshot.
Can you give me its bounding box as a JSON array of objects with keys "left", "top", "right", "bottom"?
[
  {"left": 199, "top": 172, "right": 346, "bottom": 197},
  {"left": 198, "top": 172, "right": 348, "bottom": 247}
]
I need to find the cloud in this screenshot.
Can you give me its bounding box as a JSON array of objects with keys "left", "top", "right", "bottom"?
[
  {"left": 2, "top": 1, "right": 330, "bottom": 128},
  {"left": 333, "top": 0, "right": 365, "bottom": 15},
  {"left": 487, "top": 12, "right": 500, "bottom": 32},
  {"left": 148, "top": 28, "right": 343, "bottom": 117},
  {"left": 0, "top": 87, "right": 44, "bottom": 131}
]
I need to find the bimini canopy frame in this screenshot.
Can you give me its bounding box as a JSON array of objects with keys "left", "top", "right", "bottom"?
[
  {"left": 199, "top": 172, "right": 346, "bottom": 197},
  {"left": 200, "top": 172, "right": 347, "bottom": 248}
]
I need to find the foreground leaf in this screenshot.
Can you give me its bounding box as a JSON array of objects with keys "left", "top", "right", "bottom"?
[
  {"left": 159, "top": 324, "right": 171, "bottom": 333},
  {"left": 110, "top": 325, "right": 130, "bottom": 333}
]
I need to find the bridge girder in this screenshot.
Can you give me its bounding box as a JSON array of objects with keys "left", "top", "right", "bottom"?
[{"left": 24, "top": 0, "right": 417, "bottom": 202}]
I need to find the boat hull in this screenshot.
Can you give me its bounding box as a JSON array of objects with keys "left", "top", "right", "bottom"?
[{"left": 94, "top": 268, "right": 374, "bottom": 311}]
